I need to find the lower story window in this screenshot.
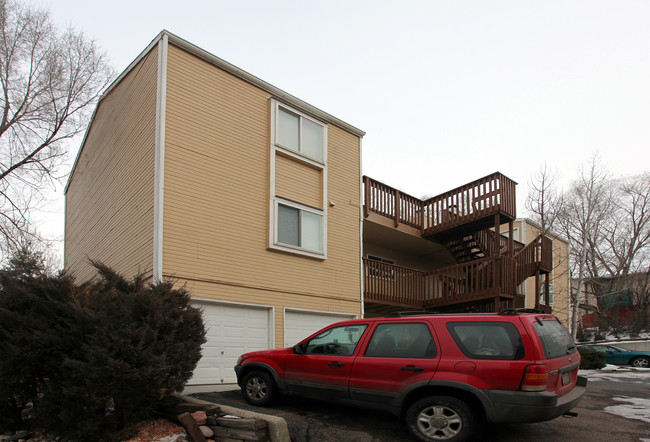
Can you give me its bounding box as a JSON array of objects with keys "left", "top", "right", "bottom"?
[{"left": 274, "top": 200, "right": 324, "bottom": 255}]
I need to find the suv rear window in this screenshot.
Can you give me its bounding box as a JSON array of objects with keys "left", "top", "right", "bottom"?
[
  {"left": 533, "top": 319, "right": 577, "bottom": 359},
  {"left": 447, "top": 322, "right": 525, "bottom": 360}
]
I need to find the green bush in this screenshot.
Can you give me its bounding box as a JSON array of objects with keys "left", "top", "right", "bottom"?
[
  {"left": 0, "top": 265, "right": 81, "bottom": 432},
  {"left": 0, "top": 256, "right": 206, "bottom": 440},
  {"left": 578, "top": 347, "right": 606, "bottom": 370}
]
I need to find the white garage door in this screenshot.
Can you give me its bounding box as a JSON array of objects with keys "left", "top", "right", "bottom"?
[
  {"left": 284, "top": 310, "right": 356, "bottom": 348},
  {"left": 188, "top": 301, "right": 272, "bottom": 385}
]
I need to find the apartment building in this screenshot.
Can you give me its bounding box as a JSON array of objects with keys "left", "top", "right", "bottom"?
[{"left": 65, "top": 31, "right": 557, "bottom": 388}]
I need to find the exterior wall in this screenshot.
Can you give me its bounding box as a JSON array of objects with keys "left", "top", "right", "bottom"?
[
  {"left": 65, "top": 47, "right": 158, "bottom": 282},
  {"left": 161, "top": 44, "right": 362, "bottom": 348},
  {"left": 363, "top": 242, "right": 455, "bottom": 272},
  {"left": 275, "top": 153, "right": 323, "bottom": 208}
]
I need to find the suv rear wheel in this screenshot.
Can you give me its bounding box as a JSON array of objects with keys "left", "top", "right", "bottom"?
[
  {"left": 241, "top": 370, "right": 277, "bottom": 406},
  {"left": 405, "top": 396, "right": 475, "bottom": 442}
]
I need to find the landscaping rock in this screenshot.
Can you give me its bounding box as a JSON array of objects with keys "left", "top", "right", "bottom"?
[
  {"left": 199, "top": 426, "right": 214, "bottom": 438},
  {"left": 191, "top": 410, "right": 208, "bottom": 425}
]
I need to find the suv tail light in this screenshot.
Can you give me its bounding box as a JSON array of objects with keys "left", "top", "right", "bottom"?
[{"left": 521, "top": 365, "right": 549, "bottom": 391}]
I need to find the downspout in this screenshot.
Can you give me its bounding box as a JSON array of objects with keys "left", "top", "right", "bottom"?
[
  {"left": 153, "top": 34, "right": 169, "bottom": 284},
  {"left": 359, "top": 137, "right": 365, "bottom": 319}
]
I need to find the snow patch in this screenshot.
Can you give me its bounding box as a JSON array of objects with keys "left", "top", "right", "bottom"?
[
  {"left": 579, "top": 367, "right": 650, "bottom": 383},
  {"left": 603, "top": 396, "right": 650, "bottom": 423}
]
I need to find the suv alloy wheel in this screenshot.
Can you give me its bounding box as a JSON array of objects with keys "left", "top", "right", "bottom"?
[
  {"left": 242, "top": 370, "right": 277, "bottom": 406},
  {"left": 405, "top": 395, "right": 475, "bottom": 442}
]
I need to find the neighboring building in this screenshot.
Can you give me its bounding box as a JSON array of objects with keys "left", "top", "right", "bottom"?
[
  {"left": 578, "top": 272, "right": 650, "bottom": 329},
  {"left": 65, "top": 31, "right": 557, "bottom": 388}
]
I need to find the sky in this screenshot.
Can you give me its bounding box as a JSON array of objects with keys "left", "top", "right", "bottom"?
[{"left": 36, "top": 0, "right": 650, "bottom": 260}]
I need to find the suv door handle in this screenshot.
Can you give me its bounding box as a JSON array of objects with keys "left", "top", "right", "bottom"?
[
  {"left": 328, "top": 362, "right": 345, "bottom": 367},
  {"left": 401, "top": 366, "right": 424, "bottom": 372}
]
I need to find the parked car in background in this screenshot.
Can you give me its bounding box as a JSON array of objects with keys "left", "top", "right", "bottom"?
[
  {"left": 235, "top": 309, "right": 586, "bottom": 442},
  {"left": 577, "top": 344, "right": 650, "bottom": 368}
]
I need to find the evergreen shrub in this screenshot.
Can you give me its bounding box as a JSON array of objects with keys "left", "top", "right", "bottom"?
[
  {"left": 0, "top": 257, "right": 206, "bottom": 440},
  {"left": 578, "top": 347, "right": 606, "bottom": 370}
]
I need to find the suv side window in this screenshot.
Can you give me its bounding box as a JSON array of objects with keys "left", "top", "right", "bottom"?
[
  {"left": 365, "top": 323, "right": 436, "bottom": 358},
  {"left": 305, "top": 324, "right": 368, "bottom": 356},
  {"left": 447, "top": 322, "right": 525, "bottom": 360}
]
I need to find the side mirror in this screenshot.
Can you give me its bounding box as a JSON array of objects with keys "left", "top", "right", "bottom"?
[{"left": 293, "top": 344, "right": 305, "bottom": 355}]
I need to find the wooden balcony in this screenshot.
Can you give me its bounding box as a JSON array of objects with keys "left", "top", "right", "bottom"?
[
  {"left": 363, "top": 233, "right": 552, "bottom": 312},
  {"left": 363, "top": 256, "right": 518, "bottom": 310},
  {"left": 363, "top": 173, "right": 517, "bottom": 239}
]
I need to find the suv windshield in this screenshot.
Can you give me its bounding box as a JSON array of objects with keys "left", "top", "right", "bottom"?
[{"left": 533, "top": 319, "right": 577, "bottom": 359}]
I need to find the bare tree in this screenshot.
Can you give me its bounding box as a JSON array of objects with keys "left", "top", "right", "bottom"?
[
  {"left": 556, "top": 154, "right": 615, "bottom": 338},
  {"left": 525, "top": 163, "right": 562, "bottom": 234},
  {"left": 0, "top": 0, "right": 114, "bottom": 256},
  {"left": 598, "top": 172, "right": 650, "bottom": 277}
]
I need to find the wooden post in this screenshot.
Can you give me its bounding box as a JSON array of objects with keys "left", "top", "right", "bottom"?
[
  {"left": 363, "top": 176, "right": 370, "bottom": 218},
  {"left": 394, "top": 190, "right": 400, "bottom": 228},
  {"left": 508, "top": 220, "right": 514, "bottom": 255},
  {"left": 494, "top": 214, "right": 500, "bottom": 256},
  {"left": 534, "top": 269, "right": 541, "bottom": 309}
]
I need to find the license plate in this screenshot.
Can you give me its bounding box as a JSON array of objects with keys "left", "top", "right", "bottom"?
[{"left": 561, "top": 372, "right": 571, "bottom": 385}]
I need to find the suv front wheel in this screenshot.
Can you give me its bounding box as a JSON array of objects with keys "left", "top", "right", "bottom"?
[
  {"left": 405, "top": 396, "right": 475, "bottom": 442},
  {"left": 241, "top": 370, "right": 277, "bottom": 406}
]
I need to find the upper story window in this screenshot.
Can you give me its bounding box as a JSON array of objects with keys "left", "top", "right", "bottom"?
[
  {"left": 275, "top": 104, "right": 326, "bottom": 163},
  {"left": 270, "top": 100, "right": 328, "bottom": 259},
  {"left": 276, "top": 200, "right": 323, "bottom": 254}
]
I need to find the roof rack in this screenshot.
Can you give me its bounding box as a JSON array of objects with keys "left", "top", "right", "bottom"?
[
  {"left": 498, "top": 308, "right": 547, "bottom": 316},
  {"left": 386, "top": 311, "right": 439, "bottom": 318}
]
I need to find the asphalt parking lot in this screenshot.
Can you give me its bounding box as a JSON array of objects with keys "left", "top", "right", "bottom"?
[{"left": 193, "top": 372, "right": 650, "bottom": 441}]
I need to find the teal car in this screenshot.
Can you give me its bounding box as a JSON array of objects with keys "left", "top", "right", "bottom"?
[{"left": 579, "top": 344, "right": 649, "bottom": 368}]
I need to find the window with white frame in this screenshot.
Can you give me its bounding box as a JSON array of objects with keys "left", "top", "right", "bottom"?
[
  {"left": 275, "top": 201, "right": 324, "bottom": 253},
  {"left": 270, "top": 101, "right": 327, "bottom": 258},
  {"left": 275, "top": 105, "right": 326, "bottom": 163}
]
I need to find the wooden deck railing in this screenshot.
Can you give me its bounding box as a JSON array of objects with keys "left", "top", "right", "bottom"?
[
  {"left": 363, "top": 256, "right": 517, "bottom": 309},
  {"left": 363, "top": 177, "right": 423, "bottom": 229},
  {"left": 473, "top": 229, "right": 525, "bottom": 256},
  {"left": 363, "top": 173, "right": 517, "bottom": 236},
  {"left": 363, "top": 260, "right": 428, "bottom": 307},
  {"left": 422, "top": 172, "right": 517, "bottom": 236},
  {"left": 514, "top": 234, "right": 553, "bottom": 283},
  {"left": 363, "top": 235, "right": 552, "bottom": 310}
]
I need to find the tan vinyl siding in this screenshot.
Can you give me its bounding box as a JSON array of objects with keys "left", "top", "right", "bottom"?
[
  {"left": 65, "top": 47, "right": 158, "bottom": 283},
  {"left": 274, "top": 152, "right": 323, "bottom": 209},
  {"left": 162, "top": 44, "right": 362, "bottom": 347}
]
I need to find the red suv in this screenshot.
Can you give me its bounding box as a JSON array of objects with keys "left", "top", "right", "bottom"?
[{"left": 234, "top": 309, "right": 586, "bottom": 441}]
